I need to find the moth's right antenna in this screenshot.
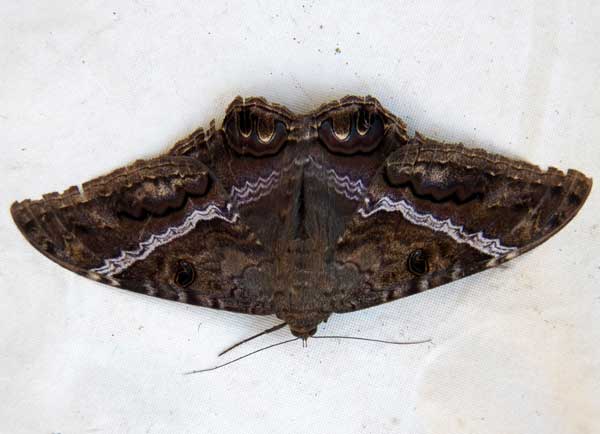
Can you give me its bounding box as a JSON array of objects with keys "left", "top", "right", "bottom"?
[{"left": 313, "top": 336, "right": 431, "bottom": 345}]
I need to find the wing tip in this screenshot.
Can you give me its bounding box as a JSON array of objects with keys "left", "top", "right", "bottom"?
[
  {"left": 510, "top": 168, "right": 592, "bottom": 259},
  {"left": 564, "top": 168, "right": 592, "bottom": 216}
]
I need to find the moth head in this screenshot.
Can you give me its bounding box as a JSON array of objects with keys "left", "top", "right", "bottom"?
[
  {"left": 317, "top": 96, "right": 386, "bottom": 155},
  {"left": 280, "top": 311, "right": 329, "bottom": 339},
  {"left": 223, "top": 96, "right": 290, "bottom": 157}
]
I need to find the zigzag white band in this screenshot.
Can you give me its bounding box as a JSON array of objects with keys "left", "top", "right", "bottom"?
[
  {"left": 358, "top": 196, "right": 516, "bottom": 258},
  {"left": 90, "top": 203, "right": 238, "bottom": 277},
  {"left": 229, "top": 155, "right": 367, "bottom": 205}
]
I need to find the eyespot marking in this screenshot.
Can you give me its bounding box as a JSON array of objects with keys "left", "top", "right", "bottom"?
[
  {"left": 407, "top": 249, "right": 429, "bottom": 276},
  {"left": 174, "top": 260, "right": 196, "bottom": 288},
  {"left": 318, "top": 106, "right": 385, "bottom": 155}
]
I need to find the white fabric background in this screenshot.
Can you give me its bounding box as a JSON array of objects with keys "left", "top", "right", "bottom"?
[{"left": 1, "top": 1, "right": 599, "bottom": 433}]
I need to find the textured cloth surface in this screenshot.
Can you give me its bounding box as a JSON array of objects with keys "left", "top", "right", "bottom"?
[{"left": 1, "top": 2, "right": 599, "bottom": 433}]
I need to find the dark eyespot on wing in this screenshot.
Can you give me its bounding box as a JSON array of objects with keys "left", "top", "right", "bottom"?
[
  {"left": 407, "top": 249, "right": 429, "bottom": 275},
  {"left": 174, "top": 260, "right": 196, "bottom": 288},
  {"left": 317, "top": 102, "right": 385, "bottom": 155},
  {"left": 223, "top": 97, "right": 292, "bottom": 157}
]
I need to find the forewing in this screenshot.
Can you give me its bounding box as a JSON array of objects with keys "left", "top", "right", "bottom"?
[
  {"left": 333, "top": 136, "right": 592, "bottom": 312},
  {"left": 11, "top": 156, "right": 274, "bottom": 314},
  {"left": 172, "top": 96, "right": 302, "bottom": 250}
]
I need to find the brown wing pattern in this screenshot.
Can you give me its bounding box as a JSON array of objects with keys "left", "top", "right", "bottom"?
[
  {"left": 11, "top": 156, "right": 274, "bottom": 314},
  {"left": 333, "top": 136, "right": 592, "bottom": 312},
  {"left": 11, "top": 96, "right": 592, "bottom": 336}
]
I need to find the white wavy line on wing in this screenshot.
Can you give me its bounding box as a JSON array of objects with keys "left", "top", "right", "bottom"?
[
  {"left": 229, "top": 155, "right": 368, "bottom": 205},
  {"left": 358, "top": 196, "right": 516, "bottom": 257},
  {"left": 325, "top": 169, "right": 366, "bottom": 201},
  {"left": 230, "top": 170, "right": 282, "bottom": 206},
  {"left": 304, "top": 156, "right": 366, "bottom": 196},
  {"left": 301, "top": 156, "right": 367, "bottom": 202},
  {"left": 90, "top": 203, "right": 239, "bottom": 277}
]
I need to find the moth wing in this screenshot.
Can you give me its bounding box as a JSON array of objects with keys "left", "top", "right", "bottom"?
[
  {"left": 333, "top": 137, "right": 592, "bottom": 312},
  {"left": 11, "top": 156, "right": 274, "bottom": 314}
]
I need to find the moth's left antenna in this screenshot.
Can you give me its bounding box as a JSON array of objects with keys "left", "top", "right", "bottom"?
[
  {"left": 218, "top": 322, "right": 288, "bottom": 357},
  {"left": 183, "top": 337, "right": 299, "bottom": 374}
]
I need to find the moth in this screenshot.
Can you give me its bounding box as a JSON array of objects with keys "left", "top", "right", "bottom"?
[{"left": 11, "top": 96, "right": 592, "bottom": 339}]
